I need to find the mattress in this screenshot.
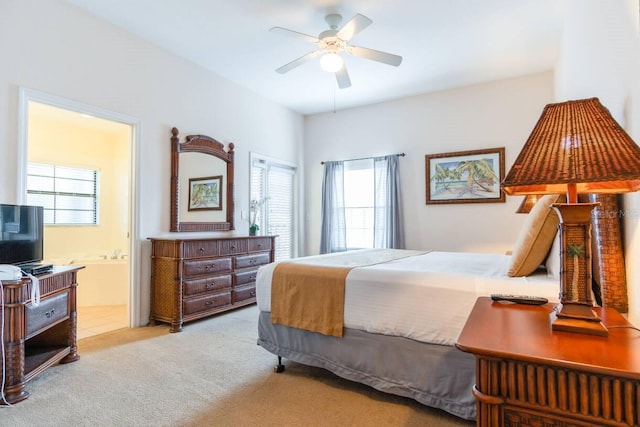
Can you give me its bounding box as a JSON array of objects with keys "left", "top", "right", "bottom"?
[{"left": 256, "top": 250, "right": 559, "bottom": 346}]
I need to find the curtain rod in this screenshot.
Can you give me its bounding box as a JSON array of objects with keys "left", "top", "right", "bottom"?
[{"left": 320, "top": 152, "right": 405, "bottom": 165}]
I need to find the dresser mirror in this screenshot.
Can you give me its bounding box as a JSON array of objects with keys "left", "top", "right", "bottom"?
[{"left": 170, "top": 127, "right": 235, "bottom": 231}]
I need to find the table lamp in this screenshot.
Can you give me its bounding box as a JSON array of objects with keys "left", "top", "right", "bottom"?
[
  {"left": 515, "top": 195, "right": 541, "bottom": 214},
  {"left": 502, "top": 98, "right": 640, "bottom": 336}
]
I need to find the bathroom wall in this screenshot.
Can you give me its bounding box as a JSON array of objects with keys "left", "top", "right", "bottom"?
[
  {"left": 28, "top": 102, "right": 131, "bottom": 261},
  {"left": 28, "top": 102, "right": 131, "bottom": 307}
]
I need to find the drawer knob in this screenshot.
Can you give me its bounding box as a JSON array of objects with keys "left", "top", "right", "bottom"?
[
  {"left": 230, "top": 245, "right": 236, "bottom": 251},
  {"left": 257, "top": 244, "right": 262, "bottom": 248},
  {"left": 199, "top": 248, "right": 205, "bottom": 253},
  {"left": 205, "top": 283, "right": 216, "bottom": 289},
  {"left": 205, "top": 300, "right": 214, "bottom": 306},
  {"left": 45, "top": 309, "right": 55, "bottom": 318},
  {"left": 250, "top": 259, "right": 256, "bottom": 265},
  {"left": 250, "top": 275, "right": 256, "bottom": 281},
  {"left": 205, "top": 265, "right": 215, "bottom": 270},
  {"left": 250, "top": 291, "right": 256, "bottom": 297}
]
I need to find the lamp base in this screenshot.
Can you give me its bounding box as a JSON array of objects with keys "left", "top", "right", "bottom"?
[
  {"left": 550, "top": 202, "right": 608, "bottom": 337},
  {"left": 552, "top": 303, "right": 608, "bottom": 336}
]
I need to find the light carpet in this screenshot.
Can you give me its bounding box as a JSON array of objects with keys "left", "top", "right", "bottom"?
[{"left": 2, "top": 305, "right": 474, "bottom": 426}]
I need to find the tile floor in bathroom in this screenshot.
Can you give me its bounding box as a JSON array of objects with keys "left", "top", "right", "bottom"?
[{"left": 76, "top": 305, "right": 128, "bottom": 340}]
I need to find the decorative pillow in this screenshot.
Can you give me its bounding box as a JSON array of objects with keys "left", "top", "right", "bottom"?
[
  {"left": 545, "top": 230, "right": 560, "bottom": 279},
  {"left": 508, "top": 194, "right": 562, "bottom": 277}
]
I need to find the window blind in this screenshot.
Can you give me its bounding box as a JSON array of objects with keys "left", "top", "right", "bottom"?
[
  {"left": 251, "top": 156, "right": 297, "bottom": 260},
  {"left": 26, "top": 163, "right": 98, "bottom": 225}
]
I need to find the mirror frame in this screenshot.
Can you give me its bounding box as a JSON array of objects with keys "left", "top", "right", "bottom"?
[{"left": 170, "top": 127, "right": 235, "bottom": 232}]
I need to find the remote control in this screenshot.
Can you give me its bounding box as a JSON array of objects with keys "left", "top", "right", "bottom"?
[{"left": 490, "top": 294, "right": 548, "bottom": 305}]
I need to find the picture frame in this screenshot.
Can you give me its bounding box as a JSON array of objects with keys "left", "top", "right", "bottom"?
[
  {"left": 425, "top": 147, "right": 505, "bottom": 204},
  {"left": 188, "top": 175, "right": 223, "bottom": 211}
]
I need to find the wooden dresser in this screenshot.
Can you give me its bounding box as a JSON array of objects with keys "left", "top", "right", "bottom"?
[
  {"left": 1, "top": 265, "right": 83, "bottom": 404},
  {"left": 456, "top": 297, "right": 640, "bottom": 426},
  {"left": 148, "top": 235, "right": 275, "bottom": 332}
]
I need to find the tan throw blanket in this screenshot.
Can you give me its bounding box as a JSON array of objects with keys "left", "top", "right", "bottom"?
[{"left": 270, "top": 249, "right": 425, "bottom": 337}]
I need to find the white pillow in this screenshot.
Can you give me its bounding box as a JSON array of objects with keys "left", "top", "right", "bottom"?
[
  {"left": 545, "top": 231, "right": 560, "bottom": 279},
  {"left": 508, "top": 194, "right": 561, "bottom": 277}
]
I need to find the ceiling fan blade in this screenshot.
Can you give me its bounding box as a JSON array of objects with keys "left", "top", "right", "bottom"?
[
  {"left": 348, "top": 45, "right": 403, "bottom": 66},
  {"left": 335, "top": 65, "right": 351, "bottom": 89},
  {"left": 269, "top": 27, "right": 320, "bottom": 45},
  {"left": 336, "top": 14, "right": 372, "bottom": 41},
  {"left": 275, "top": 50, "right": 323, "bottom": 74}
]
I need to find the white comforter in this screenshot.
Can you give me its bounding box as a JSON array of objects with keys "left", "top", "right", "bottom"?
[{"left": 256, "top": 250, "right": 559, "bottom": 346}]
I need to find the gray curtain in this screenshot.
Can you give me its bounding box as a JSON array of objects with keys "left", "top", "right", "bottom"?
[
  {"left": 374, "top": 155, "right": 405, "bottom": 249},
  {"left": 319, "top": 161, "right": 346, "bottom": 254}
]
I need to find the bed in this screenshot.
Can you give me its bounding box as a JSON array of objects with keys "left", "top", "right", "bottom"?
[{"left": 255, "top": 194, "right": 627, "bottom": 420}]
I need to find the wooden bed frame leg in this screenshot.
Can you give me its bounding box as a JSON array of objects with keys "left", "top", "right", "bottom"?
[{"left": 273, "top": 356, "right": 285, "bottom": 373}]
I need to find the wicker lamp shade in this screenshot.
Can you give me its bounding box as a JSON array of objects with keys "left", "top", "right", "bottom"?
[
  {"left": 502, "top": 97, "right": 640, "bottom": 336},
  {"left": 502, "top": 98, "right": 640, "bottom": 200}
]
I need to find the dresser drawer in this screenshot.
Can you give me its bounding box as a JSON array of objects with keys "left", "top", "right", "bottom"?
[
  {"left": 26, "top": 291, "right": 69, "bottom": 338},
  {"left": 183, "top": 275, "right": 232, "bottom": 296},
  {"left": 219, "top": 239, "right": 248, "bottom": 255},
  {"left": 249, "top": 238, "right": 272, "bottom": 252},
  {"left": 233, "top": 284, "right": 256, "bottom": 303},
  {"left": 182, "top": 240, "right": 219, "bottom": 258},
  {"left": 235, "top": 253, "right": 271, "bottom": 270},
  {"left": 183, "top": 258, "right": 232, "bottom": 277},
  {"left": 234, "top": 269, "right": 259, "bottom": 286},
  {"left": 183, "top": 291, "right": 232, "bottom": 315}
]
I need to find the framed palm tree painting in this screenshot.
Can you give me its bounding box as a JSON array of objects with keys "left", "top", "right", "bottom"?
[
  {"left": 425, "top": 147, "right": 505, "bottom": 204},
  {"left": 188, "top": 175, "right": 223, "bottom": 210}
]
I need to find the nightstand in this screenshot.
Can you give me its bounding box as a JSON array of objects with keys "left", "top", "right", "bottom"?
[
  {"left": 456, "top": 297, "right": 640, "bottom": 426},
  {"left": 2, "top": 266, "right": 83, "bottom": 404}
]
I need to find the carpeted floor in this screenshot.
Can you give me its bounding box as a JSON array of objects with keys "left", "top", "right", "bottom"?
[{"left": 1, "top": 305, "right": 474, "bottom": 426}]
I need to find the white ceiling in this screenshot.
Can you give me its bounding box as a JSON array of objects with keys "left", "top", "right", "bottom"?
[{"left": 64, "top": 0, "right": 569, "bottom": 115}]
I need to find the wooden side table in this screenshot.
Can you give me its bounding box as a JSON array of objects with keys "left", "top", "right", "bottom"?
[
  {"left": 456, "top": 297, "right": 640, "bottom": 426},
  {"left": 2, "top": 266, "right": 82, "bottom": 404}
]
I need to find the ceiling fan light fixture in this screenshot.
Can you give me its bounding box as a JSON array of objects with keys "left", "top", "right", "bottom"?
[
  {"left": 272, "top": 12, "right": 401, "bottom": 88},
  {"left": 320, "top": 52, "right": 344, "bottom": 72}
]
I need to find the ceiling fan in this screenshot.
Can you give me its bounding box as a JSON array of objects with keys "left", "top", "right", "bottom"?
[{"left": 270, "top": 13, "right": 403, "bottom": 89}]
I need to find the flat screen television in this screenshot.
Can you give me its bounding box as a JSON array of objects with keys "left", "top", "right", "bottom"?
[{"left": 0, "top": 204, "right": 44, "bottom": 266}]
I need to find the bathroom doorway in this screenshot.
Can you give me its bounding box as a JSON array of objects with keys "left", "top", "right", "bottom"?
[{"left": 18, "top": 89, "right": 140, "bottom": 338}]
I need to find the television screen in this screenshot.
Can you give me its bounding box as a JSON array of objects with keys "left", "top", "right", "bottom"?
[{"left": 0, "top": 204, "right": 44, "bottom": 265}]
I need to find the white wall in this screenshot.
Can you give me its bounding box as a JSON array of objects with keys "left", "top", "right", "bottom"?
[
  {"left": 0, "top": 0, "right": 304, "bottom": 326},
  {"left": 304, "top": 72, "right": 555, "bottom": 255},
  {"left": 627, "top": 2, "right": 640, "bottom": 326},
  {"left": 555, "top": 0, "right": 640, "bottom": 324}
]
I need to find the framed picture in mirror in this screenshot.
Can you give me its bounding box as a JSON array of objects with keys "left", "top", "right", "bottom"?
[{"left": 188, "top": 175, "right": 223, "bottom": 211}]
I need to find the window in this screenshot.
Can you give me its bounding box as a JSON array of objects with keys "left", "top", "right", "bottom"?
[
  {"left": 320, "top": 154, "right": 404, "bottom": 253},
  {"left": 251, "top": 154, "right": 297, "bottom": 260},
  {"left": 344, "top": 159, "right": 374, "bottom": 249},
  {"left": 26, "top": 163, "right": 99, "bottom": 225}
]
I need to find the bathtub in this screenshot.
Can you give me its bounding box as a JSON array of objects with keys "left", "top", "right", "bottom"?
[{"left": 68, "top": 256, "right": 129, "bottom": 307}]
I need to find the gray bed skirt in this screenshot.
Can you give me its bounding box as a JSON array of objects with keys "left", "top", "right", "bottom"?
[{"left": 257, "top": 311, "right": 476, "bottom": 420}]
